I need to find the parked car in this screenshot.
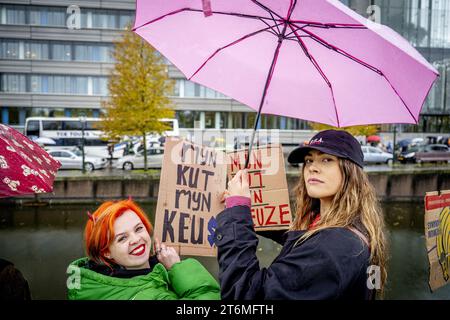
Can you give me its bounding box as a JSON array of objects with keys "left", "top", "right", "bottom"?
[
  {"left": 361, "top": 146, "right": 393, "bottom": 164},
  {"left": 116, "top": 147, "right": 164, "bottom": 170},
  {"left": 47, "top": 148, "right": 108, "bottom": 171},
  {"left": 398, "top": 144, "right": 450, "bottom": 164}
]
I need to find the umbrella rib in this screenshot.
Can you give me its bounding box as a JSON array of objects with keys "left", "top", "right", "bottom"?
[
  {"left": 298, "top": 26, "right": 383, "bottom": 76},
  {"left": 266, "top": 11, "right": 282, "bottom": 35},
  {"left": 285, "top": 25, "right": 304, "bottom": 38},
  {"left": 287, "top": 0, "right": 298, "bottom": 20},
  {"left": 258, "top": 18, "right": 281, "bottom": 36},
  {"left": 289, "top": 20, "right": 367, "bottom": 29},
  {"left": 251, "top": 0, "right": 285, "bottom": 21},
  {"left": 132, "top": 8, "right": 276, "bottom": 31},
  {"left": 288, "top": 24, "right": 341, "bottom": 127},
  {"left": 188, "top": 22, "right": 284, "bottom": 81},
  {"left": 292, "top": 24, "right": 418, "bottom": 124}
]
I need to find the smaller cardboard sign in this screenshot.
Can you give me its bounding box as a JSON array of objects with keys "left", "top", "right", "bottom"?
[
  {"left": 227, "top": 145, "right": 292, "bottom": 231},
  {"left": 424, "top": 190, "right": 450, "bottom": 292},
  {"left": 154, "top": 138, "right": 226, "bottom": 257}
]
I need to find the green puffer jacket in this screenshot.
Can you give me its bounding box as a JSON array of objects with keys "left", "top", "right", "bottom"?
[{"left": 67, "top": 257, "right": 221, "bottom": 300}]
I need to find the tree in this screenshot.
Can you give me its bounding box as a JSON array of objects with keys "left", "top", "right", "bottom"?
[
  {"left": 309, "top": 122, "right": 379, "bottom": 137},
  {"left": 99, "top": 27, "right": 174, "bottom": 171}
]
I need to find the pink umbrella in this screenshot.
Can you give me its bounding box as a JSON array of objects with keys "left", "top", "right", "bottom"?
[
  {"left": 133, "top": 0, "right": 439, "bottom": 162},
  {"left": 0, "top": 124, "right": 61, "bottom": 198}
]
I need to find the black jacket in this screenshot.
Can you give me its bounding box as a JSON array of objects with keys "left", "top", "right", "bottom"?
[{"left": 214, "top": 205, "right": 373, "bottom": 300}]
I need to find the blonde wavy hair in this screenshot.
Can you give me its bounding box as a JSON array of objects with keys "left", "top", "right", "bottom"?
[{"left": 291, "top": 158, "right": 388, "bottom": 295}]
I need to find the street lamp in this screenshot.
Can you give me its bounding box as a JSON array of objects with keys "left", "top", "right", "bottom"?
[{"left": 80, "top": 115, "right": 86, "bottom": 173}]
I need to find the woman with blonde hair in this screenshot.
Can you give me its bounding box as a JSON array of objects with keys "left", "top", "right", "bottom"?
[
  {"left": 67, "top": 198, "right": 220, "bottom": 300},
  {"left": 215, "top": 130, "right": 387, "bottom": 300}
]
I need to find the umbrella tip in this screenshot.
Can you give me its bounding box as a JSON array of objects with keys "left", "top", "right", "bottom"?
[{"left": 202, "top": 0, "right": 213, "bottom": 17}]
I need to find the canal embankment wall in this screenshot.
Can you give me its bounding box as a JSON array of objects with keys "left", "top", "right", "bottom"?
[{"left": 2, "top": 168, "right": 449, "bottom": 205}]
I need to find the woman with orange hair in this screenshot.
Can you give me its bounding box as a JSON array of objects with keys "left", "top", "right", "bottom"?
[{"left": 67, "top": 198, "right": 220, "bottom": 300}]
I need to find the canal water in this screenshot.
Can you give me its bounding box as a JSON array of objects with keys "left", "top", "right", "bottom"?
[{"left": 0, "top": 201, "right": 449, "bottom": 300}]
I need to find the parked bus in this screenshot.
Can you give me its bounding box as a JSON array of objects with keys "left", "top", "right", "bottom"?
[
  {"left": 24, "top": 117, "right": 114, "bottom": 158},
  {"left": 24, "top": 117, "right": 179, "bottom": 158}
]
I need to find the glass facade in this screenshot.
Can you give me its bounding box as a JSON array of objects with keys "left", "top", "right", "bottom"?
[
  {"left": 175, "top": 110, "right": 311, "bottom": 130},
  {"left": 341, "top": 0, "right": 450, "bottom": 132},
  {"left": 0, "top": 39, "right": 114, "bottom": 62},
  {"left": 1, "top": 73, "right": 108, "bottom": 95},
  {"left": 0, "top": 5, "right": 134, "bottom": 30},
  {"left": 0, "top": 107, "right": 99, "bottom": 125},
  {"left": 176, "top": 79, "right": 228, "bottom": 99}
]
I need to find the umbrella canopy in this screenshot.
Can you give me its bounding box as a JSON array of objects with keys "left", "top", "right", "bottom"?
[
  {"left": 0, "top": 124, "right": 61, "bottom": 198},
  {"left": 367, "top": 135, "right": 381, "bottom": 143},
  {"left": 133, "top": 0, "right": 438, "bottom": 128}
]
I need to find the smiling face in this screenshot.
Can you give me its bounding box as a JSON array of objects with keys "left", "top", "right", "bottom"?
[
  {"left": 106, "top": 210, "right": 152, "bottom": 270},
  {"left": 303, "top": 150, "right": 343, "bottom": 202}
]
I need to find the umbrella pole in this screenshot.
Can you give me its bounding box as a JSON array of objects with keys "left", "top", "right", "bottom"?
[
  {"left": 244, "top": 33, "right": 287, "bottom": 169},
  {"left": 246, "top": 111, "right": 262, "bottom": 169}
]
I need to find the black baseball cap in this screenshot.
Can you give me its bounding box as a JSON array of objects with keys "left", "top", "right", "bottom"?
[{"left": 287, "top": 130, "right": 364, "bottom": 168}]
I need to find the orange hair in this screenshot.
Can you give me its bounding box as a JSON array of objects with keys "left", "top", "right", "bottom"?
[{"left": 84, "top": 199, "right": 153, "bottom": 268}]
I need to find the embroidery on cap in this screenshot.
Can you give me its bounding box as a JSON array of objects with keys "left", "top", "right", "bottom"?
[{"left": 309, "top": 137, "right": 324, "bottom": 145}]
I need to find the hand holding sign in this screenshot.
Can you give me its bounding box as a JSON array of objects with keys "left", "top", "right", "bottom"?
[
  {"left": 226, "top": 170, "right": 251, "bottom": 198},
  {"left": 154, "top": 237, "right": 180, "bottom": 270}
]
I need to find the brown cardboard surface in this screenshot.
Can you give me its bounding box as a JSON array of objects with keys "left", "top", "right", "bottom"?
[
  {"left": 227, "top": 145, "right": 292, "bottom": 231},
  {"left": 154, "top": 138, "right": 226, "bottom": 257}
]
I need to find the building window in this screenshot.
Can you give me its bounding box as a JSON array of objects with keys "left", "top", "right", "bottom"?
[
  {"left": 0, "top": 39, "right": 114, "bottom": 62},
  {"left": 29, "top": 6, "right": 66, "bottom": 27},
  {"left": 0, "top": 39, "right": 20, "bottom": 59},
  {"left": 25, "top": 42, "right": 49, "bottom": 60},
  {"left": 51, "top": 43, "right": 71, "bottom": 61},
  {"left": 176, "top": 110, "right": 200, "bottom": 128},
  {"left": 180, "top": 80, "right": 229, "bottom": 99},
  {"left": 230, "top": 112, "right": 244, "bottom": 129},
  {"left": 74, "top": 43, "right": 113, "bottom": 62},
  {"left": 92, "top": 77, "right": 108, "bottom": 95},
  {"left": 92, "top": 10, "right": 117, "bottom": 29},
  {"left": 204, "top": 111, "right": 215, "bottom": 129},
  {"left": 119, "top": 12, "right": 134, "bottom": 29},
  {"left": 1, "top": 4, "right": 134, "bottom": 30},
  {"left": 219, "top": 112, "right": 228, "bottom": 129},
  {"left": 2, "top": 74, "right": 109, "bottom": 95},
  {"left": 1, "top": 74, "right": 26, "bottom": 92},
  {"left": 2, "top": 5, "right": 26, "bottom": 25}
]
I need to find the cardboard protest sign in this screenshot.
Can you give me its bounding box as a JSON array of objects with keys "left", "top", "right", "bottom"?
[
  {"left": 154, "top": 138, "right": 226, "bottom": 257},
  {"left": 227, "top": 145, "right": 292, "bottom": 231},
  {"left": 424, "top": 190, "right": 450, "bottom": 292}
]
